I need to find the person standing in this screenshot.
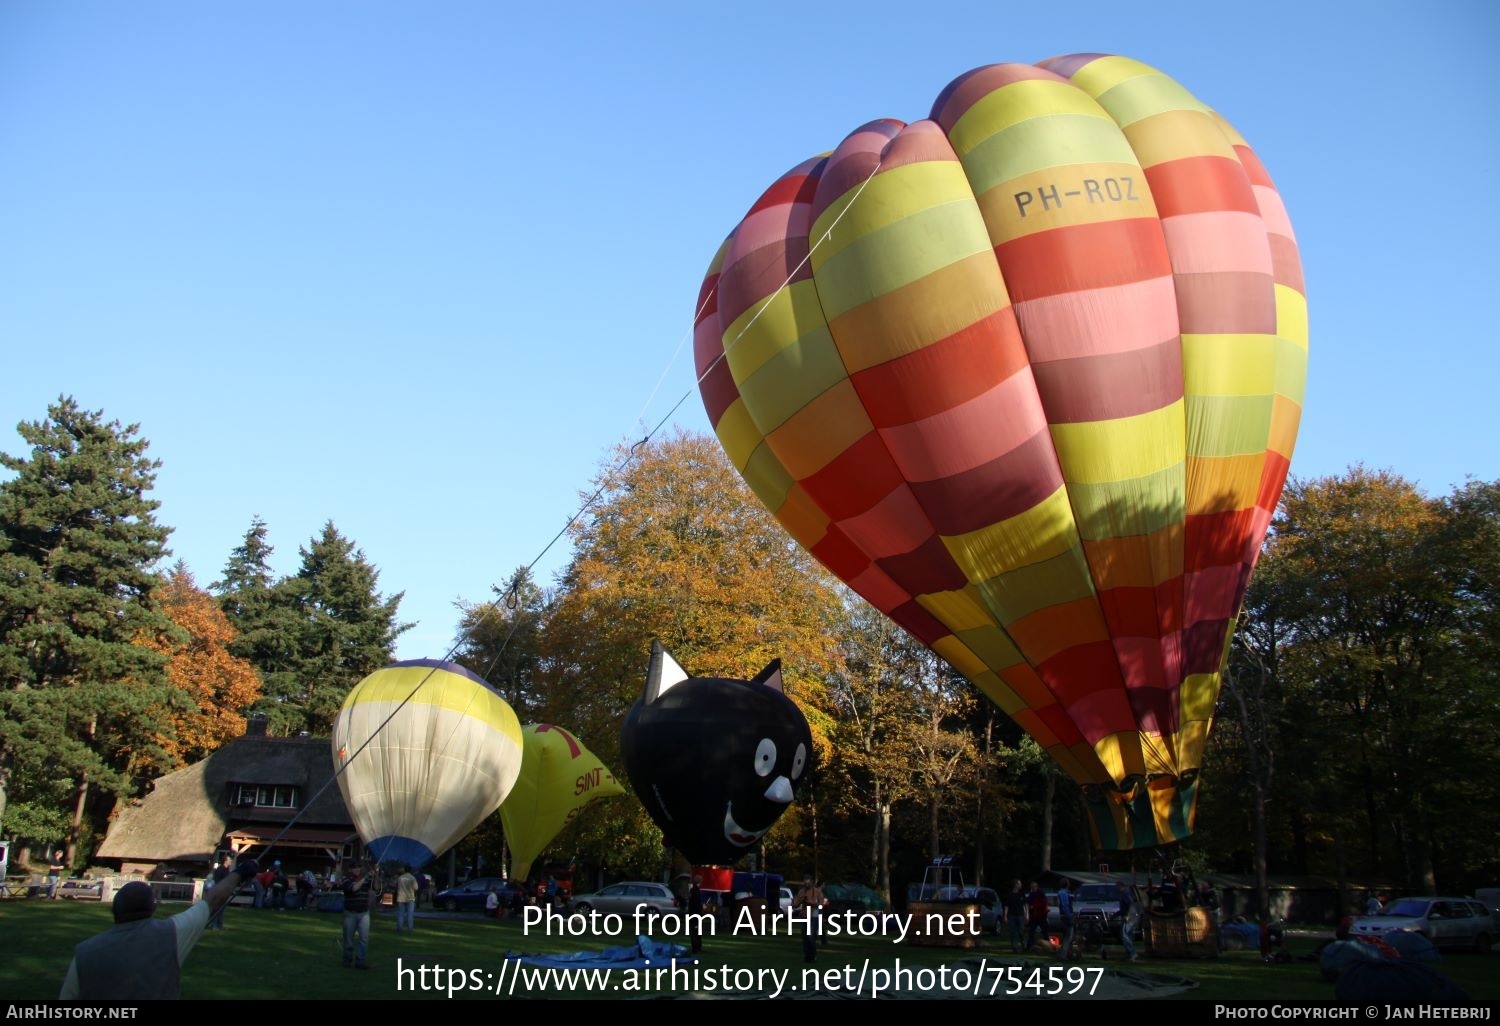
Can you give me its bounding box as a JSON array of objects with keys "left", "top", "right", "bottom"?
[
  {"left": 341, "top": 864, "right": 373, "bottom": 969},
  {"left": 793, "top": 877, "right": 824, "bottom": 963},
  {"left": 687, "top": 875, "right": 705, "bottom": 955},
  {"left": 59, "top": 858, "right": 259, "bottom": 1000},
  {"left": 48, "top": 850, "right": 66, "bottom": 899},
  {"left": 1057, "top": 879, "right": 1076, "bottom": 959},
  {"left": 1024, "top": 882, "right": 1050, "bottom": 952},
  {"left": 1004, "top": 879, "right": 1027, "bottom": 953},
  {"left": 208, "top": 857, "right": 233, "bottom": 930},
  {"left": 394, "top": 866, "right": 418, "bottom": 933},
  {"left": 269, "top": 861, "right": 288, "bottom": 911},
  {"left": 1117, "top": 881, "right": 1139, "bottom": 962}
]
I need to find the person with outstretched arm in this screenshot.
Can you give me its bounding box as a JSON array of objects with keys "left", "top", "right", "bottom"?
[{"left": 59, "top": 858, "right": 260, "bottom": 1000}]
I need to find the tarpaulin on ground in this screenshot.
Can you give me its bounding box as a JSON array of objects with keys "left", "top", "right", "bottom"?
[{"left": 506, "top": 936, "right": 691, "bottom": 970}]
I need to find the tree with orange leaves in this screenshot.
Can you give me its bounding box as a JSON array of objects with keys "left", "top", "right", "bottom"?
[{"left": 141, "top": 563, "right": 262, "bottom": 768}]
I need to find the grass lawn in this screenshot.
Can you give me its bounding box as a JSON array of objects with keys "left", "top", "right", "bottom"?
[{"left": 4, "top": 899, "right": 1496, "bottom": 1001}]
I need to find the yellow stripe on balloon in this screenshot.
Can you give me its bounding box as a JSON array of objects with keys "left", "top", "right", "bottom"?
[
  {"left": 962, "top": 116, "right": 1138, "bottom": 195},
  {"left": 712, "top": 398, "right": 761, "bottom": 473},
  {"left": 812, "top": 200, "right": 992, "bottom": 319},
  {"left": 810, "top": 160, "right": 977, "bottom": 259},
  {"left": 723, "top": 280, "right": 829, "bottom": 384},
  {"left": 1181, "top": 334, "right": 1277, "bottom": 395},
  {"left": 1067, "top": 467, "right": 1185, "bottom": 540},
  {"left": 1185, "top": 396, "right": 1273, "bottom": 457},
  {"left": 1050, "top": 400, "right": 1185, "bottom": 482},
  {"left": 942, "top": 486, "right": 1081, "bottom": 578},
  {"left": 1122, "top": 109, "right": 1239, "bottom": 166},
  {"left": 947, "top": 78, "right": 1102, "bottom": 155},
  {"left": 348, "top": 668, "right": 522, "bottom": 743},
  {"left": 1091, "top": 66, "right": 1209, "bottom": 128}
]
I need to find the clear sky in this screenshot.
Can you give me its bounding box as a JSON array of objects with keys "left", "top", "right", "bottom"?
[{"left": 2, "top": 1, "right": 1496, "bottom": 661}]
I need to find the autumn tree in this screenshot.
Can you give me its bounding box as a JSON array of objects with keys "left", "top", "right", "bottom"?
[
  {"left": 0, "top": 398, "right": 176, "bottom": 863},
  {"left": 139, "top": 563, "right": 262, "bottom": 766},
  {"left": 826, "top": 601, "right": 928, "bottom": 899}
]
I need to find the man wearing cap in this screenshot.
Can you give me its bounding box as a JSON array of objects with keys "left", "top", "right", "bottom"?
[{"left": 58, "top": 857, "right": 260, "bottom": 1000}]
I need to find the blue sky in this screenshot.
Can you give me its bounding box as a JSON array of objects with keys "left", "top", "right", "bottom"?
[{"left": 2, "top": 1, "right": 1496, "bottom": 660}]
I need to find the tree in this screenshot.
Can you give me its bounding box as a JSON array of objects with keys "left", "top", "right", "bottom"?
[
  {"left": 138, "top": 563, "right": 262, "bottom": 766},
  {"left": 1226, "top": 468, "right": 1500, "bottom": 891},
  {"left": 266, "top": 522, "right": 411, "bottom": 735},
  {"left": 827, "top": 601, "right": 928, "bottom": 900},
  {"left": 0, "top": 397, "right": 176, "bottom": 860},
  {"left": 453, "top": 566, "right": 548, "bottom": 721},
  {"left": 213, "top": 518, "right": 306, "bottom": 735}
]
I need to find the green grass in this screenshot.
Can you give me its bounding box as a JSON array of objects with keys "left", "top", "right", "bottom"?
[{"left": 4, "top": 900, "right": 1496, "bottom": 1001}]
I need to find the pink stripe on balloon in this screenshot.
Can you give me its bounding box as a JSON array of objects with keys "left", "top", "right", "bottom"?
[
  {"left": 1011, "top": 277, "right": 1180, "bottom": 363},
  {"left": 1160, "top": 211, "right": 1274, "bottom": 275},
  {"left": 878, "top": 367, "right": 1050, "bottom": 481}
]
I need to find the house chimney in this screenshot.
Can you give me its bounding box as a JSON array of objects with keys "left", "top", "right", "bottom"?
[{"left": 246, "top": 713, "right": 269, "bottom": 737}]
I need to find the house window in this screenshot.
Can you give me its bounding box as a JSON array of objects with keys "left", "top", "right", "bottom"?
[{"left": 234, "top": 785, "right": 298, "bottom": 808}]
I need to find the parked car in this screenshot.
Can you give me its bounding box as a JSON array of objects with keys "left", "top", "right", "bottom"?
[
  {"left": 434, "top": 876, "right": 524, "bottom": 912},
  {"left": 1350, "top": 897, "right": 1494, "bottom": 952},
  {"left": 779, "top": 886, "right": 794, "bottom": 912},
  {"left": 568, "top": 881, "right": 680, "bottom": 918},
  {"left": 1070, "top": 882, "right": 1143, "bottom": 939},
  {"left": 959, "top": 887, "right": 1004, "bottom": 934}
]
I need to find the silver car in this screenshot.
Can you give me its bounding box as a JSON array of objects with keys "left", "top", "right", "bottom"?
[
  {"left": 1350, "top": 897, "right": 1495, "bottom": 952},
  {"left": 568, "top": 881, "right": 679, "bottom": 918}
]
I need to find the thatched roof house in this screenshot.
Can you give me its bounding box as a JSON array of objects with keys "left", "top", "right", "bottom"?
[{"left": 96, "top": 718, "right": 358, "bottom": 877}]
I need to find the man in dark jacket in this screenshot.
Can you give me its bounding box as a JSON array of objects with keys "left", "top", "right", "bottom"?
[
  {"left": 341, "top": 864, "right": 374, "bottom": 969},
  {"left": 1004, "top": 879, "right": 1027, "bottom": 953},
  {"left": 59, "top": 859, "right": 259, "bottom": 1000}
]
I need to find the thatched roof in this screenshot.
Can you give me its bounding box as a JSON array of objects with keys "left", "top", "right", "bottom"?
[{"left": 97, "top": 734, "right": 352, "bottom": 865}]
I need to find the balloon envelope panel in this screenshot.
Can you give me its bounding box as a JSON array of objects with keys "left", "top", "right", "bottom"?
[
  {"left": 695, "top": 55, "right": 1305, "bottom": 849},
  {"left": 500, "top": 724, "right": 625, "bottom": 883},
  {"left": 333, "top": 659, "right": 523, "bottom": 868}
]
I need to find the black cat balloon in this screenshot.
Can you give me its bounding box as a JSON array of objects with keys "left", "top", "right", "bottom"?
[{"left": 620, "top": 641, "right": 813, "bottom": 866}]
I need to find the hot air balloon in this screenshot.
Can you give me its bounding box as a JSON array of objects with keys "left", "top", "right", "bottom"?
[
  {"left": 694, "top": 54, "right": 1306, "bottom": 849},
  {"left": 499, "top": 723, "right": 625, "bottom": 883},
  {"left": 620, "top": 642, "right": 812, "bottom": 866},
  {"left": 333, "top": 659, "right": 523, "bottom": 869}
]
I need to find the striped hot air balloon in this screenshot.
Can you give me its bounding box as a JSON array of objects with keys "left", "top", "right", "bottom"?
[
  {"left": 694, "top": 54, "right": 1306, "bottom": 850},
  {"left": 333, "top": 659, "right": 523, "bottom": 869}
]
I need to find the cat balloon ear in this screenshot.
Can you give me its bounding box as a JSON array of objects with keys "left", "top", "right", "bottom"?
[
  {"left": 644, "top": 639, "right": 691, "bottom": 704},
  {"left": 752, "top": 658, "right": 784, "bottom": 694}
]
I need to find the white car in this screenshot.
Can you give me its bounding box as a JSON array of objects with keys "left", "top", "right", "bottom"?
[
  {"left": 779, "top": 887, "right": 794, "bottom": 912},
  {"left": 1350, "top": 897, "right": 1494, "bottom": 952}
]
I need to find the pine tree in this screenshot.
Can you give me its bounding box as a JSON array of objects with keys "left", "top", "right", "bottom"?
[
  {"left": 272, "top": 522, "right": 410, "bottom": 735},
  {"left": 213, "top": 517, "right": 304, "bottom": 734},
  {"left": 0, "top": 397, "right": 176, "bottom": 854}
]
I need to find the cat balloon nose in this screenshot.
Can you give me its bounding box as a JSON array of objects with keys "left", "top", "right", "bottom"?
[{"left": 764, "top": 776, "right": 794, "bottom": 804}]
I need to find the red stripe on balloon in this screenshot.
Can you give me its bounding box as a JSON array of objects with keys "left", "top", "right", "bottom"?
[
  {"left": 996, "top": 219, "right": 1171, "bottom": 301},
  {"left": 850, "top": 308, "right": 1029, "bottom": 427}
]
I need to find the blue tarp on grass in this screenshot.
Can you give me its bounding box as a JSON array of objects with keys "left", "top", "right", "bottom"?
[{"left": 507, "top": 936, "right": 692, "bottom": 970}]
